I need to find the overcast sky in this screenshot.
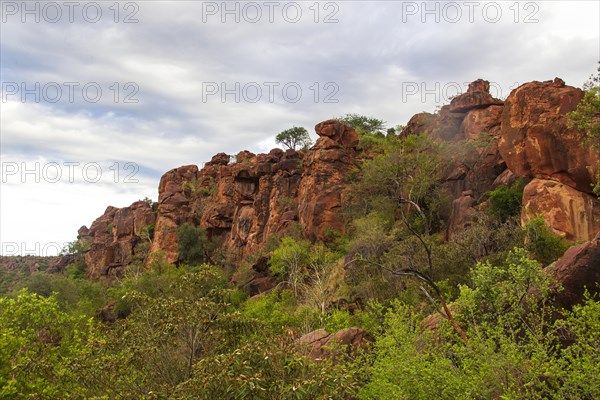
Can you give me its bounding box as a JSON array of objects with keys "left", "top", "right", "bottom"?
[{"left": 1, "top": 0, "right": 598, "bottom": 255}]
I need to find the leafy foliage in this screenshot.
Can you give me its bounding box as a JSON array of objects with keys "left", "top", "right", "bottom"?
[
  {"left": 360, "top": 249, "right": 600, "bottom": 399},
  {"left": 568, "top": 63, "right": 600, "bottom": 195},
  {"left": 275, "top": 126, "right": 313, "bottom": 150},
  {"left": 177, "top": 223, "right": 208, "bottom": 265},
  {"left": 487, "top": 178, "right": 526, "bottom": 222}
]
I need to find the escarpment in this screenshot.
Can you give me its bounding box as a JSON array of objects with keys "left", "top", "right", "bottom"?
[{"left": 74, "top": 77, "right": 599, "bottom": 276}]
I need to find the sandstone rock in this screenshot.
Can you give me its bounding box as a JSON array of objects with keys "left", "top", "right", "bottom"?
[
  {"left": 446, "top": 191, "right": 477, "bottom": 240},
  {"left": 522, "top": 179, "right": 600, "bottom": 242},
  {"left": 545, "top": 232, "right": 600, "bottom": 309},
  {"left": 448, "top": 79, "right": 503, "bottom": 114},
  {"left": 433, "top": 105, "right": 465, "bottom": 141},
  {"left": 236, "top": 150, "right": 255, "bottom": 163},
  {"left": 314, "top": 119, "right": 359, "bottom": 149},
  {"left": 499, "top": 79, "right": 597, "bottom": 193},
  {"left": 298, "top": 327, "right": 373, "bottom": 361},
  {"left": 399, "top": 112, "right": 436, "bottom": 138},
  {"left": 207, "top": 152, "right": 230, "bottom": 166},
  {"left": 493, "top": 169, "right": 522, "bottom": 188},
  {"left": 458, "top": 105, "right": 503, "bottom": 140},
  {"left": 149, "top": 165, "right": 199, "bottom": 264},
  {"left": 81, "top": 200, "right": 155, "bottom": 278},
  {"left": 298, "top": 121, "right": 358, "bottom": 241}
]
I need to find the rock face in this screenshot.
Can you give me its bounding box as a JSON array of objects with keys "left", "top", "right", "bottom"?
[
  {"left": 79, "top": 201, "right": 156, "bottom": 278},
  {"left": 545, "top": 232, "right": 600, "bottom": 309},
  {"left": 146, "top": 165, "right": 199, "bottom": 264},
  {"left": 75, "top": 77, "right": 598, "bottom": 277},
  {"left": 522, "top": 179, "right": 600, "bottom": 241},
  {"left": 449, "top": 79, "right": 504, "bottom": 114},
  {"left": 499, "top": 78, "right": 597, "bottom": 194},
  {"left": 147, "top": 120, "right": 357, "bottom": 263},
  {"left": 298, "top": 327, "right": 373, "bottom": 360},
  {"left": 446, "top": 191, "right": 477, "bottom": 240},
  {"left": 298, "top": 120, "right": 359, "bottom": 240}
]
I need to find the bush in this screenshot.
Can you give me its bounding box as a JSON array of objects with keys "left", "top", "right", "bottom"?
[
  {"left": 523, "top": 216, "right": 571, "bottom": 266},
  {"left": 360, "top": 248, "right": 600, "bottom": 399},
  {"left": 487, "top": 178, "right": 526, "bottom": 222},
  {"left": 177, "top": 223, "right": 207, "bottom": 265}
]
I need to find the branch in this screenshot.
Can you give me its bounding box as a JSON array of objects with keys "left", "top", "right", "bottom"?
[{"left": 357, "top": 257, "right": 468, "bottom": 345}]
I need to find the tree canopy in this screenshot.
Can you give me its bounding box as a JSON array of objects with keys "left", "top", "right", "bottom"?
[{"left": 275, "top": 126, "right": 313, "bottom": 150}]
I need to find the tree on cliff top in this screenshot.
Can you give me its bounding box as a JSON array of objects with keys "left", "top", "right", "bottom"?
[{"left": 275, "top": 126, "right": 313, "bottom": 150}]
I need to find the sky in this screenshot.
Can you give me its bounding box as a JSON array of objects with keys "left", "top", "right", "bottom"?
[{"left": 1, "top": 0, "right": 599, "bottom": 255}]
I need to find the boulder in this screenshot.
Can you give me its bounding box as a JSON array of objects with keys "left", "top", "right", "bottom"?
[
  {"left": 446, "top": 191, "right": 477, "bottom": 240},
  {"left": 314, "top": 119, "right": 359, "bottom": 149},
  {"left": 448, "top": 79, "right": 503, "bottom": 114},
  {"left": 545, "top": 232, "right": 600, "bottom": 309},
  {"left": 400, "top": 112, "right": 436, "bottom": 138},
  {"left": 498, "top": 78, "right": 597, "bottom": 193},
  {"left": 298, "top": 327, "right": 373, "bottom": 361}
]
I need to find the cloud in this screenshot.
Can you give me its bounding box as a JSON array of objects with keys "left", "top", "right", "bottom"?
[{"left": 1, "top": 0, "right": 598, "bottom": 253}]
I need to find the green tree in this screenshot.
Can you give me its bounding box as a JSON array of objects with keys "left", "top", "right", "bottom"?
[
  {"left": 269, "top": 237, "right": 313, "bottom": 296},
  {"left": 177, "top": 223, "right": 207, "bottom": 265},
  {"left": 0, "top": 290, "right": 98, "bottom": 398},
  {"left": 360, "top": 248, "right": 600, "bottom": 399},
  {"left": 339, "top": 113, "right": 386, "bottom": 137},
  {"left": 486, "top": 178, "right": 526, "bottom": 222},
  {"left": 275, "top": 126, "right": 313, "bottom": 150},
  {"left": 568, "top": 63, "right": 600, "bottom": 195}
]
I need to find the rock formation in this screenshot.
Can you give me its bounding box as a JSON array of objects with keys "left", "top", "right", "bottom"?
[
  {"left": 298, "top": 327, "right": 373, "bottom": 361},
  {"left": 78, "top": 200, "right": 155, "bottom": 278},
  {"left": 545, "top": 232, "right": 600, "bottom": 309},
  {"left": 72, "top": 77, "right": 599, "bottom": 276},
  {"left": 298, "top": 120, "right": 359, "bottom": 240},
  {"left": 499, "top": 78, "right": 596, "bottom": 194},
  {"left": 522, "top": 179, "right": 600, "bottom": 241}
]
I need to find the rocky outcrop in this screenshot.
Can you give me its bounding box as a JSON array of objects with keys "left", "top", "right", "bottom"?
[
  {"left": 446, "top": 191, "right": 477, "bottom": 240},
  {"left": 73, "top": 77, "right": 597, "bottom": 277},
  {"left": 522, "top": 179, "right": 600, "bottom": 242},
  {"left": 498, "top": 78, "right": 597, "bottom": 194},
  {"left": 148, "top": 165, "right": 200, "bottom": 264},
  {"left": 298, "top": 327, "right": 373, "bottom": 360},
  {"left": 431, "top": 80, "right": 507, "bottom": 208},
  {"left": 545, "top": 232, "right": 600, "bottom": 309},
  {"left": 298, "top": 120, "right": 359, "bottom": 241},
  {"left": 459, "top": 104, "right": 503, "bottom": 140},
  {"left": 400, "top": 112, "right": 436, "bottom": 138},
  {"left": 148, "top": 120, "right": 358, "bottom": 263},
  {"left": 448, "top": 79, "right": 503, "bottom": 114},
  {"left": 79, "top": 200, "right": 155, "bottom": 278}
]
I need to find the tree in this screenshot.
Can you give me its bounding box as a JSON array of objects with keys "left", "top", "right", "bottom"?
[
  {"left": 275, "top": 126, "right": 313, "bottom": 150},
  {"left": 568, "top": 63, "right": 600, "bottom": 195},
  {"left": 177, "top": 223, "right": 207, "bottom": 265},
  {"left": 339, "top": 113, "right": 386, "bottom": 137}
]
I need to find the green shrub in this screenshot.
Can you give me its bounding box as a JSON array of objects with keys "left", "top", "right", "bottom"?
[
  {"left": 523, "top": 216, "right": 571, "bottom": 266},
  {"left": 177, "top": 223, "right": 207, "bottom": 265},
  {"left": 487, "top": 178, "right": 526, "bottom": 222}
]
